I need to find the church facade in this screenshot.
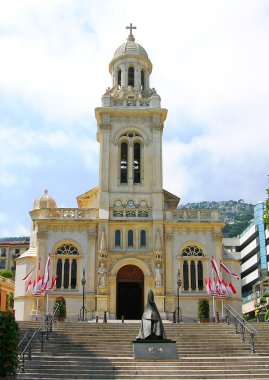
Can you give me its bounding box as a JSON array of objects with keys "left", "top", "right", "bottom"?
[{"left": 14, "top": 25, "right": 241, "bottom": 321}]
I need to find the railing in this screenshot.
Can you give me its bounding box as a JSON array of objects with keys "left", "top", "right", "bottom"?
[
  {"left": 18, "top": 328, "right": 45, "bottom": 373},
  {"left": 111, "top": 208, "right": 151, "bottom": 219},
  {"left": 165, "top": 209, "right": 220, "bottom": 222},
  {"left": 18, "top": 306, "right": 59, "bottom": 373},
  {"left": 30, "top": 208, "right": 99, "bottom": 220},
  {"left": 225, "top": 304, "right": 257, "bottom": 353}
]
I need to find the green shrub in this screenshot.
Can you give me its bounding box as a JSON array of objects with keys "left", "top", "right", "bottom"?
[
  {"left": 0, "top": 310, "right": 19, "bottom": 377},
  {"left": 53, "top": 297, "right": 66, "bottom": 320},
  {"left": 198, "top": 298, "right": 210, "bottom": 321},
  {"left": 265, "top": 309, "right": 269, "bottom": 321}
]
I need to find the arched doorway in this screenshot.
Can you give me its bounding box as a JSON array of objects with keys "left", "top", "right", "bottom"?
[{"left": 116, "top": 265, "right": 144, "bottom": 320}]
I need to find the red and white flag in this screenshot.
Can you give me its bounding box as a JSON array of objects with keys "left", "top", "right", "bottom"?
[
  {"left": 227, "top": 281, "right": 237, "bottom": 295},
  {"left": 210, "top": 258, "right": 220, "bottom": 279},
  {"left": 26, "top": 279, "right": 33, "bottom": 292},
  {"left": 22, "top": 266, "right": 36, "bottom": 281},
  {"left": 205, "top": 278, "right": 211, "bottom": 295},
  {"left": 220, "top": 262, "right": 240, "bottom": 280}
]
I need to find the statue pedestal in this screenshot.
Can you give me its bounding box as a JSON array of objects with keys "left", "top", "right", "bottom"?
[{"left": 133, "top": 340, "right": 178, "bottom": 360}]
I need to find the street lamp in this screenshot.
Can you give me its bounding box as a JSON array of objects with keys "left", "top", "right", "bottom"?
[
  {"left": 177, "top": 268, "right": 182, "bottom": 323},
  {"left": 81, "top": 268, "right": 86, "bottom": 321}
]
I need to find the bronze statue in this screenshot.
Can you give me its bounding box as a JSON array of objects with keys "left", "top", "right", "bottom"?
[{"left": 135, "top": 289, "right": 166, "bottom": 340}]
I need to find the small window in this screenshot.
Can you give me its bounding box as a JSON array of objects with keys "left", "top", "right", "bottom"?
[
  {"left": 140, "top": 230, "right": 146, "bottom": 247},
  {"left": 133, "top": 142, "right": 141, "bottom": 183},
  {"left": 117, "top": 69, "right": 121, "bottom": 87},
  {"left": 198, "top": 260, "right": 203, "bottom": 290},
  {"left": 56, "top": 259, "right": 62, "bottom": 288},
  {"left": 183, "top": 261, "right": 189, "bottom": 290},
  {"left": 128, "top": 67, "right": 134, "bottom": 86},
  {"left": 120, "top": 143, "right": 128, "bottom": 183},
  {"left": 141, "top": 70, "right": 145, "bottom": 90},
  {"left": 71, "top": 259, "right": 77, "bottom": 289},
  {"left": 128, "top": 230, "right": 134, "bottom": 247},
  {"left": 115, "top": 230, "right": 121, "bottom": 247},
  {"left": 64, "top": 259, "right": 70, "bottom": 289},
  {"left": 191, "top": 261, "right": 196, "bottom": 290}
]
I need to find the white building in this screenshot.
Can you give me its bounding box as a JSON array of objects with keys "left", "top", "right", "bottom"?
[
  {"left": 224, "top": 202, "right": 269, "bottom": 316},
  {"left": 14, "top": 25, "right": 241, "bottom": 321}
]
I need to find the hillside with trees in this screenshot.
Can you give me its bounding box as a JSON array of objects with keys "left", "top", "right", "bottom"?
[{"left": 180, "top": 200, "right": 255, "bottom": 237}]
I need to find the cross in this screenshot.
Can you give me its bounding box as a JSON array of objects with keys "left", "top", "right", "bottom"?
[{"left": 126, "top": 23, "right": 136, "bottom": 37}]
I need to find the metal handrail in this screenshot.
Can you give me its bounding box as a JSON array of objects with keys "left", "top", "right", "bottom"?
[
  {"left": 224, "top": 304, "right": 257, "bottom": 353},
  {"left": 18, "top": 329, "right": 40, "bottom": 373}
]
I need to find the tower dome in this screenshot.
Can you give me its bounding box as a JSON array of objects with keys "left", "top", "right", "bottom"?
[
  {"left": 114, "top": 38, "right": 148, "bottom": 60},
  {"left": 113, "top": 23, "right": 148, "bottom": 59},
  {"left": 33, "top": 189, "right": 57, "bottom": 210}
]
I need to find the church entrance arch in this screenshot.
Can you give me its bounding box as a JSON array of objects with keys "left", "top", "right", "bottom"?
[{"left": 116, "top": 265, "right": 144, "bottom": 320}]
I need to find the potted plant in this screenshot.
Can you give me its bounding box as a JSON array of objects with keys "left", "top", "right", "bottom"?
[
  {"left": 0, "top": 310, "right": 19, "bottom": 379},
  {"left": 198, "top": 298, "right": 210, "bottom": 323},
  {"left": 53, "top": 297, "right": 66, "bottom": 321}
]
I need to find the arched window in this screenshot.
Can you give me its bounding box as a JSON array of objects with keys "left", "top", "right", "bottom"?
[
  {"left": 183, "top": 261, "right": 189, "bottom": 290},
  {"left": 141, "top": 70, "right": 145, "bottom": 90},
  {"left": 55, "top": 243, "right": 79, "bottom": 290},
  {"left": 181, "top": 245, "right": 204, "bottom": 292},
  {"left": 133, "top": 142, "right": 141, "bottom": 183},
  {"left": 117, "top": 69, "right": 121, "bottom": 87},
  {"left": 198, "top": 260, "right": 203, "bottom": 290},
  {"left": 56, "top": 259, "right": 62, "bottom": 288},
  {"left": 120, "top": 142, "right": 128, "bottom": 183},
  {"left": 115, "top": 230, "right": 121, "bottom": 247},
  {"left": 128, "top": 67, "right": 134, "bottom": 86},
  {"left": 140, "top": 230, "right": 146, "bottom": 247},
  {"left": 128, "top": 230, "right": 134, "bottom": 247}
]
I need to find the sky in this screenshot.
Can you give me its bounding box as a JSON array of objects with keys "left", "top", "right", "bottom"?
[{"left": 0, "top": 0, "right": 269, "bottom": 237}]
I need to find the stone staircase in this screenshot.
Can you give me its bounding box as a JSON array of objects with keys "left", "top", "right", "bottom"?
[{"left": 17, "top": 321, "right": 269, "bottom": 379}]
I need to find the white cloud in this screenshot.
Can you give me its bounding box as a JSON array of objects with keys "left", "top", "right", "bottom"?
[{"left": 0, "top": 0, "right": 268, "bottom": 235}]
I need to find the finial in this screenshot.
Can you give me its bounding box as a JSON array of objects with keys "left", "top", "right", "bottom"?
[
  {"left": 44, "top": 189, "right": 48, "bottom": 195},
  {"left": 126, "top": 23, "right": 136, "bottom": 41}
]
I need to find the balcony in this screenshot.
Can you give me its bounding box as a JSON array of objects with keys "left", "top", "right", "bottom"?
[
  {"left": 30, "top": 208, "right": 99, "bottom": 220},
  {"left": 110, "top": 208, "right": 151, "bottom": 220},
  {"left": 165, "top": 209, "right": 220, "bottom": 222}
]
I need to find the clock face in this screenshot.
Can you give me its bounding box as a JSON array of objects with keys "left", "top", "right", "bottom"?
[{"left": 127, "top": 200, "right": 134, "bottom": 207}]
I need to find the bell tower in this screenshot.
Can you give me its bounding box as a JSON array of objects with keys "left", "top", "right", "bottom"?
[{"left": 95, "top": 24, "right": 168, "bottom": 222}]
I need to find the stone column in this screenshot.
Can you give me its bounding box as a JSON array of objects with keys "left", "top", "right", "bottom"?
[
  {"left": 165, "top": 232, "right": 173, "bottom": 294},
  {"left": 152, "top": 123, "right": 163, "bottom": 192},
  {"left": 88, "top": 231, "right": 97, "bottom": 293},
  {"left": 36, "top": 231, "right": 48, "bottom": 278},
  {"left": 99, "top": 121, "right": 111, "bottom": 192},
  {"left": 213, "top": 233, "right": 223, "bottom": 264}
]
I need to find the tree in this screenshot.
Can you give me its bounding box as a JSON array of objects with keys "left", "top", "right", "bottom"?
[
  {"left": 264, "top": 186, "right": 269, "bottom": 230},
  {"left": 0, "top": 269, "right": 13, "bottom": 279}
]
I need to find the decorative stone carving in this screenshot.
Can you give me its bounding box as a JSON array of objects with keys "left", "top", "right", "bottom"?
[
  {"left": 154, "top": 229, "right": 162, "bottom": 253},
  {"left": 98, "top": 263, "right": 107, "bottom": 288},
  {"left": 99, "top": 123, "right": 111, "bottom": 131},
  {"left": 154, "top": 264, "right": 163, "bottom": 287},
  {"left": 165, "top": 232, "right": 173, "bottom": 241},
  {"left": 37, "top": 231, "right": 47, "bottom": 240},
  {"left": 152, "top": 124, "right": 164, "bottom": 132}
]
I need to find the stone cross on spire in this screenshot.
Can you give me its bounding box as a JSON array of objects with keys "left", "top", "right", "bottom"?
[{"left": 126, "top": 23, "right": 136, "bottom": 41}]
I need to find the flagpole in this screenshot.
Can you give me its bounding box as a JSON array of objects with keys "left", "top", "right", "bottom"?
[
  {"left": 211, "top": 265, "right": 216, "bottom": 323},
  {"left": 36, "top": 298, "right": 39, "bottom": 321},
  {"left": 221, "top": 299, "right": 224, "bottom": 322},
  {"left": 46, "top": 292, "right": 49, "bottom": 316}
]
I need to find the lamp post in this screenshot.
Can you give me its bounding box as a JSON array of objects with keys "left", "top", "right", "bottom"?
[
  {"left": 81, "top": 268, "right": 86, "bottom": 321},
  {"left": 177, "top": 268, "right": 182, "bottom": 323}
]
